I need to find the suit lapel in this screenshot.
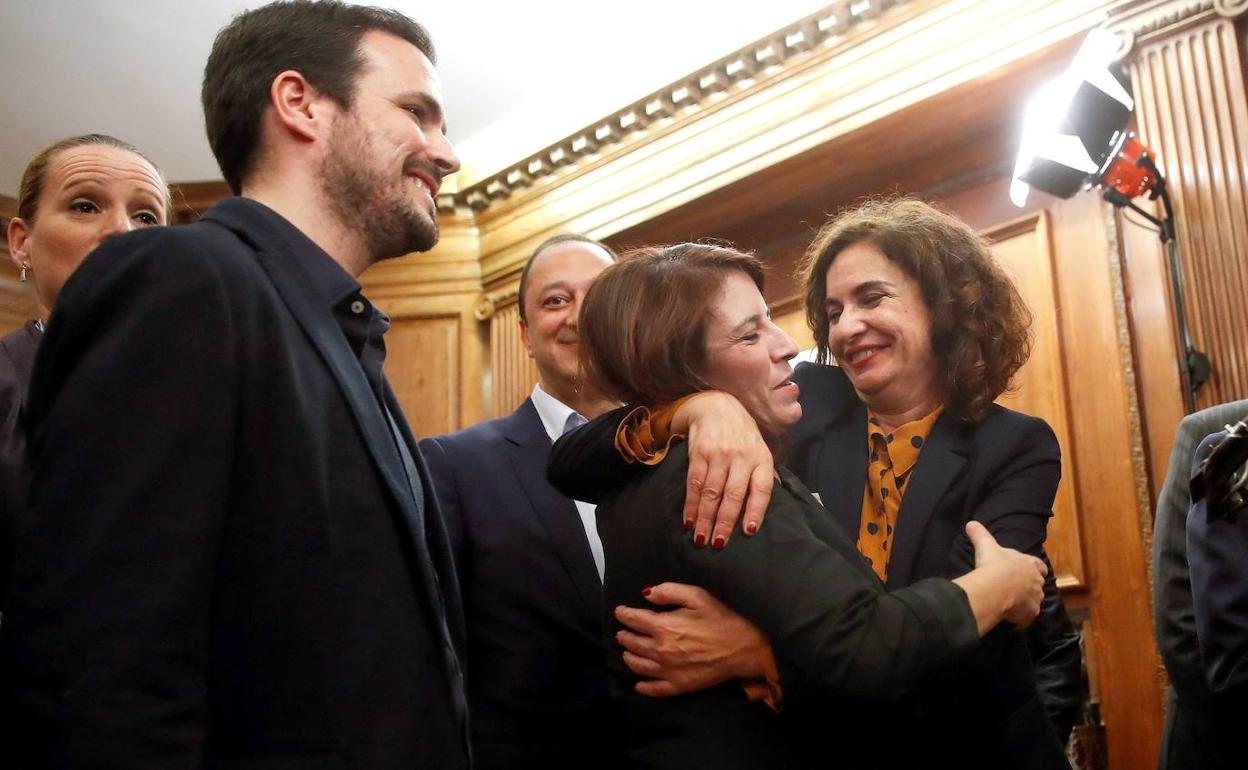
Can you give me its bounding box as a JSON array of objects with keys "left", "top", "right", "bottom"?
[
  {"left": 202, "top": 202, "right": 467, "bottom": 737},
  {"left": 251, "top": 249, "right": 446, "bottom": 600},
  {"left": 385, "top": 383, "right": 466, "bottom": 641},
  {"left": 812, "top": 401, "right": 869, "bottom": 541},
  {"left": 886, "top": 412, "right": 968, "bottom": 588},
  {"left": 778, "top": 467, "right": 881, "bottom": 585},
  {"left": 505, "top": 400, "right": 602, "bottom": 617}
]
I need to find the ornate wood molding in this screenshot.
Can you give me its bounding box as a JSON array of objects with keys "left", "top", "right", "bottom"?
[
  {"left": 1101, "top": 198, "right": 1158, "bottom": 586},
  {"left": 473, "top": 284, "right": 520, "bottom": 321},
  {"left": 436, "top": 0, "right": 917, "bottom": 215},
  {"left": 1108, "top": 0, "right": 1247, "bottom": 57},
  {"left": 1215, "top": 0, "right": 1248, "bottom": 17}
]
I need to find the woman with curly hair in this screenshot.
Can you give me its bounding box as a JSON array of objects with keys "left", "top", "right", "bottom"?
[{"left": 550, "top": 199, "right": 1075, "bottom": 768}]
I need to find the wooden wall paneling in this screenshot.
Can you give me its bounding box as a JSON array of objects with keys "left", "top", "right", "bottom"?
[
  {"left": 770, "top": 297, "right": 816, "bottom": 354},
  {"left": 168, "top": 181, "right": 231, "bottom": 224},
  {"left": 986, "top": 212, "right": 1089, "bottom": 591},
  {"left": 486, "top": 300, "right": 539, "bottom": 419},
  {"left": 365, "top": 215, "right": 486, "bottom": 434},
  {"left": 382, "top": 314, "right": 460, "bottom": 439},
  {"left": 1127, "top": 17, "right": 1248, "bottom": 413},
  {"left": 1047, "top": 191, "right": 1163, "bottom": 770},
  {"left": 1116, "top": 200, "right": 1186, "bottom": 500}
]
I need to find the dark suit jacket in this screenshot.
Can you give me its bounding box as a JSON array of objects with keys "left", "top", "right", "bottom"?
[
  {"left": 0, "top": 198, "right": 469, "bottom": 769},
  {"left": 420, "top": 398, "right": 623, "bottom": 770},
  {"left": 550, "top": 361, "right": 1070, "bottom": 768},
  {"left": 0, "top": 320, "right": 41, "bottom": 611},
  {"left": 784, "top": 362, "right": 1069, "bottom": 769},
  {"left": 1153, "top": 400, "right": 1248, "bottom": 770},
  {"left": 597, "top": 442, "right": 979, "bottom": 769},
  {"left": 1188, "top": 429, "right": 1248, "bottom": 704}
]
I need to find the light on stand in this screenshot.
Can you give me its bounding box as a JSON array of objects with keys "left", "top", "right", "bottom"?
[{"left": 1010, "top": 28, "right": 1210, "bottom": 413}]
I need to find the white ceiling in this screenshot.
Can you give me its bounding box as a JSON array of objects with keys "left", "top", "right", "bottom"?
[{"left": 0, "top": 0, "right": 834, "bottom": 197}]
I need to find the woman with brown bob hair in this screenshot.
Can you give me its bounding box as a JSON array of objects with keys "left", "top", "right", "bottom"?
[
  {"left": 576, "top": 241, "right": 1049, "bottom": 769},
  {"left": 551, "top": 200, "right": 1076, "bottom": 768}
]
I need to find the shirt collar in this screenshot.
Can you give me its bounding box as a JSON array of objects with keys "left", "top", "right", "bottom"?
[
  {"left": 217, "top": 197, "right": 362, "bottom": 310},
  {"left": 530, "top": 383, "right": 581, "bottom": 445},
  {"left": 867, "top": 405, "right": 944, "bottom": 478}
]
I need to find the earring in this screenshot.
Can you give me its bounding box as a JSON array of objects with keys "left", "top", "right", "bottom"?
[{"left": 19, "top": 263, "right": 30, "bottom": 282}]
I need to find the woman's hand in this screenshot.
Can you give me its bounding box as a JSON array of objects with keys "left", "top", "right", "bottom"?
[
  {"left": 672, "top": 392, "right": 774, "bottom": 548},
  {"left": 613, "top": 583, "right": 768, "bottom": 697},
  {"left": 953, "top": 521, "right": 1048, "bottom": 634}
]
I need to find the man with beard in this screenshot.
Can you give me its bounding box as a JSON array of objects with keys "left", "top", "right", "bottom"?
[
  {"left": 1, "top": 3, "right": 467, "bottom": 767},
  {"left": 420, "top": 235, "right": 624, "bottom": 770}
]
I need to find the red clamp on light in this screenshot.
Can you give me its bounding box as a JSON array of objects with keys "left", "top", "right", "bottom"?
[{"left": 1098, "top": 132, "right": 1160, "bottom": 200}]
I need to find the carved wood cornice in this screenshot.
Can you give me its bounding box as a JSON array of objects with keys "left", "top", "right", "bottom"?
[
  {"left": 1108, "top": 0, "right": 1248, "bottom": 57},
  {"left": 436, "top": 0, "right": 917, "bottom": 216},
  {"left": 474, "top": 284, "right": 520, "bottom": 321}
]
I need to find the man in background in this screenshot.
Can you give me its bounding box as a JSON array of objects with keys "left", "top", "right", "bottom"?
[{"left": 421, "top": 235, "right": 626, "bottom": 769}]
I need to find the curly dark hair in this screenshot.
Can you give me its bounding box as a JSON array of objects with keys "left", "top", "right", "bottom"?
[{"left": 800, "top": 198, "right": 1032, "bottom": 422}]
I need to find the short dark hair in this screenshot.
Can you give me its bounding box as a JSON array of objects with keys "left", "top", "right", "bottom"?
[
  {"left": 579, "top": 243, "right": 765, "bottom": 406},
  {"left": 16, "top": 134, "right": 170, "bottom": 224},
  {"left": 517, "top": 234, "right": 617, "bottom": 323},
  {"left": 800, "top": 197, "right": 1032, "bottom": 422},
  {"left": 202, "top": 0, "right": 437, "bottom": 194}
]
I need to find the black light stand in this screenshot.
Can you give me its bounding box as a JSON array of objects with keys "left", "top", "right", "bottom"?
[{"left": 1102, "top": 151, "right": 1211, "bottom": 413}]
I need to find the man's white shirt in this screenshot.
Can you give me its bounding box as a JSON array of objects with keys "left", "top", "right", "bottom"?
[{"left": 529, "top": 383, "right": 606, "bottom": 582}]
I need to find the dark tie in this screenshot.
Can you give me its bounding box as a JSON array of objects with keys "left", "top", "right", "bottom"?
[{"left": 564, "top": 411, "right": 588, "bottom": 436}]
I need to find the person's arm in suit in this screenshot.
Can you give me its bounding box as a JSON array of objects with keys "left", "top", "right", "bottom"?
[
  {"left": 1154, "top": 402, "right": 1248, "bottom": 703},
  {"left": 641, "top": 456, "right": 984, "bottom": 703},
  {"left": 1024, "top": 554, "right": 1084, "bottom": 745},
  {"left": 946, "top": 416, "right": 1061, "bottom": 570},
  {"left": 3, "top": 231, "right": 237, "bottom": 768},
  {"left": 1187, "top": 430, "right": 1248, "bottom": 700},
  {"left": 548, "top": 405, "right": 632, "bottom": 503},
  {"left": 419, "top": 435, "right": 467, "bottom": 573}
]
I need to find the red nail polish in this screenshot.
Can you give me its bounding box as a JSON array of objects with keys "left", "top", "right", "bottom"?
[
  {"left": 712, "top": 535, "right": 726, "bottom": 550},
  {"left": 684, "top": 519, "right": 695, "bottom": 531},
  {"left": 745, "top": 521, "right": 758, "bottom": 535},
  {"left": 694, "top": 533, "right": 707, "bottom": 547},
  {"left": 642, "top": 586, "right": 653, "bottom": 596}
]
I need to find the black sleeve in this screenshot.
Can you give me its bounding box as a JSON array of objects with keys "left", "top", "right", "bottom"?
[
  {"left": 1154, "top": 406, "right": 1247, "bottom": 702},
  {"left": 659, "top": 464, "right": 979, "bottom": 704},
  {"left": 1188, "top": 432, "right": 1248, "bottom": 700},
  {"left": 2, "top": 232, "right": 239, "bottom": 768},
  {"left": 547, "top": 404, "right": 637, "bottom": 502},
  {"left": 948, "top": 415, "right": 1061, "bottom": 571},
  {"left": 418, "top": 436, "right": 467, "bottom": 579},
  {"left": 1024, "top": 553, "right": 1085, "bottom": 744}
]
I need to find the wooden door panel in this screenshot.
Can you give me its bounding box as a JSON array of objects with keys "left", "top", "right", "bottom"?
[
  {"left": 985, "top": 213, "right": 1087, "bottom": 589},
  {"left": 383, "top": 315, "right": 460, "bottom": 439},
  {"left": 489, "top": 302, "right": 539, "bottom": 418}
]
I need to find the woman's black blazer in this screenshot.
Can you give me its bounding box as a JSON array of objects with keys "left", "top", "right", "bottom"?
[
  {"left": 784, "top": 362, "right": 1070, "bottom": 769},
  {"left": 597, "top": 442, "right": 978, "bottom": 769}
]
